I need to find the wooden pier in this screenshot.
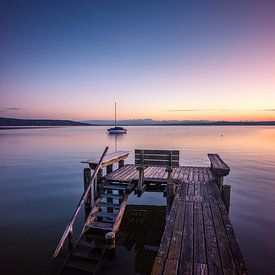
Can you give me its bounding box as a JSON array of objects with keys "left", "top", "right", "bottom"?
[{"left": 53, "top": 148, "right": 247, "bottom": 274}]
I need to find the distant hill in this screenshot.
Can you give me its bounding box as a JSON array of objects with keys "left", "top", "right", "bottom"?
[
  {"left": 0, "top": 117, "right": 90, "bottom": 126},
  {"left": 83, "top": 119, "right": 275, "bottom": 126}
]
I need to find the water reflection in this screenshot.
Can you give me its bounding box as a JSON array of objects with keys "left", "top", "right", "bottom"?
[
  {"left": 0, "top": 126, "right": 275, "bottom": 274},
  {"left": 99, "top": 205, "right": 165, "bottom": 275},
  {"left": 107, "top": 133, "right": 126, "bottom": 152}
]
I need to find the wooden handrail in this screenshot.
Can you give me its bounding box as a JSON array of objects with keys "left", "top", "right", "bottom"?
[{"left": 53, "top": 146, "right": 109, "bottom": 257}]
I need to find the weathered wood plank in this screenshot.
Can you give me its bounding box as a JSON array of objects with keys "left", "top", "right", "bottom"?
[
  {"left": 82, "top": 151, "right": 129, "bottom": 169},
  {"left": 211, "top": 201, "right": 236, "bottom": 274},
  {"left": 135, "top": 159, "right": 179, "bottom": 167},
  {"left": 194, "top": 202, "right": 207, "bottom": 269},
  {"left": 144, "top": 166, "right": 156, "bottom": 178},
  {"left": 167, "top": 200, "right": 185, "bottom": 260},
  {"left": 178, "top": 201, "right": 194, "bottom": 274},
  {"left": 210, "top": 180, "right": 248, "bottom": 274},
  {"left": 150, "top": 160, "right": 245, "bottom": 275},
  {"left": 135, "top": 154, "right": 180, "bottom": 161},
  {"left": 163, "top": 258, "right": 178, "bottom": 275},
  {"left": 151, "top": 256, "right": 166, "bottom": 275},
  {"left": 135, "top": 149, "right": 179, "bottom": 155},
  {"left": 155, "top": 198, "right": 179, "bottom": 259},
  {"left": 208, "top": 154, "right": 230, "bottom": 177},
  {"left": 202, "top": 202, "right": 223, "bottom": 274},
  {"left": 105, "top": 164, "right": 135, "bottom": 181}
]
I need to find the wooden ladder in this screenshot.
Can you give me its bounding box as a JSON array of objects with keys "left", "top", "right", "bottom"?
[{"left": 60, "top": 181, "right": 135, "bottom": 274}]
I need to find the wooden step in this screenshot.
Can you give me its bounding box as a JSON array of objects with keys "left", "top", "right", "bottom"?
[
  {"left": 96, "top": 201, "right": 121, "bottom": 209},
  {"left": 94, "top": 211, "right": 117, "bottom": 221},
  {"left": 65, "top": 256, "right": 97, "bottom": 273},
  {"left": 72, "top": 246, "right": 104, "bottom": 261},
  {"left": 100, "top": 193, "right": 124, "bottom": 200},
  {"left": 78, "top": 237, "right": 105, "bottom": 249},
  {"left": 103, "top": 184, "right": 127, "bottom": 191},
  {"left": 87, "top": 221, "right": 114, "bottom": 231}
]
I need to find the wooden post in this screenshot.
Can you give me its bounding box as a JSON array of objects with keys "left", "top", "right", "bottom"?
[
  {"left": 136, "top": 150, "right": 144, "bottom": 197},
  {"left": 222, "top": 184, "right": 231, "bottom": 212},
  {"left": 216, "top": 176, "right": 224, "bottom": 190},
  {"left": 105, "top": 231, "right": 115, "bottom": 249},
  {"left": 68, "top": 228, "right": 73, "bottom": 250},
  {"left": 106, "top": 164, "right": 113, "bottom": 174},
  {"left": 93, "top": 177, "right": 98, "bottom": 202},
  {"left": 136, "top": 166, "right": 144, "bottom": 197},
  {"left": 97, "top": 168, "right": 103, "bottom": 195},
  {"left": 166, "top": 182, "right": 176, "bottom": 217},
  {"left": 118, "top": 159, "right": 124, "bottom": 169},
  {"left": 97, "top": 168, "right": 103, "bottom": 184},
  {"left": 83, "top": 168, "right": 92, "bottom": 208},
  {"left": 105, "top": 231, "right": 116, "bottom": 260},
  {"left": 166, "top": 166, "right": 175, "bottom": 218}
]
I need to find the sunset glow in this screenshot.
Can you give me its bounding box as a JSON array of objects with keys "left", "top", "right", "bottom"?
[{"left": 1, "top": 0, "right": 275, "bottom": 121}]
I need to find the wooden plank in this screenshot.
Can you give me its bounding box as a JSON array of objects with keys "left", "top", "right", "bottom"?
[
  {"left": 147, "top": 166, "right": 160, "bottom": 178},
  {"left": 188, "top": 181, "right": 195, "bottom": 197},
  {"left": 167, "top": 200, "right": 185, "bottom": 260},
  {"left": 193, "top": 203, "right": 207, "bottom": 270},
  {"left": 151, "top": 256, "right": 166, "bottom": 275},
  {"left": 135, "top": 154, "right": 180, "bottom": 161},
  {"left": 135, "top": 159, "right": 179, "bottom": 167},
  {"left": 182, "top": 168, "right": 190, "bottom": 183},
  {"left": 144, "top": 166, "right": 155, "bottom": 178},
  {"left": 202, "top": 202, "right": 223, "bottom": 274},
  {"left": 193, "top": 172, "right": 202, "bottom": 202},
  {"left": 171, "top": 167, "right": 181, "bottom": 181},
  {"left": 112, "top": 194, "right": 129, "bottom": 233},
  {"left": 208, "top": 154, "right": 230, "bottom": 177},
  {"left": 82, "top": 151, "right": 129, "bottom": 168},
  {"left": 105, "top": 164, "right": 130, "bottom": 180},
  {"left": 163, "top": 258, "right": 178, "bottom": 275},
  {"left": 178, "top": 201, "right": 194, "bottom": 274},
  {"left": 153, "top": 167, "right": 166, "bottom": 179},
  {"left": 100, "top": 193, "right": 123, "bottom": 200},
  {"left": 210, "top": 180, "right": 248, "bottom": 274},
  {"left": 122, "top": 166, "right": 138, "bottom": 181},
  {"left": 135, "top": 149, "right": 179, "bottom": 155},
  {"left": 96, "top": 201, "right": 120, "bottom": 209},
  {"left": 178, "top": 181, "right": 188, "bottom": 199},
  {"left": 210, "top": 201, "right": 236, "bottom": 274},
  {"left": 106, "top": 164, "right": 134, "bottom": 181},
  {"left": 155, "top": 198, "right": 179, "bottom": 259}
]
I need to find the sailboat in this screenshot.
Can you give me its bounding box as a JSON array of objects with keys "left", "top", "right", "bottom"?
[{"left": 107, "top": 103, "right": 127, "bottom": 134}]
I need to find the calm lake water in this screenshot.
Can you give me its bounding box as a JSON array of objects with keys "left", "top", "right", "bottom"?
[{"left": 0, "top": 126, "right": 275, "bottom": 274}]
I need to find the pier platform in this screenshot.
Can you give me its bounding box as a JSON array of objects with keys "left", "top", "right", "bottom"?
[{"left": 54, "top": 148, "right": 247, "bottom": 274}]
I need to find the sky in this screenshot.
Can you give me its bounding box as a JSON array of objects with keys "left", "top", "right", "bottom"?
[{"left": 0, "top": 0, "right": 275, "bottom": 121}]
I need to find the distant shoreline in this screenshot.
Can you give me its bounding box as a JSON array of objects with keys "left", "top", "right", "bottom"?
[
  {"left": 0, "top": 126, "right": 65, "bottom": 130},
  {"left": 0, "top": 117, "right": 90, "bottom": 127},
  {"left": 1, "top": 117, "right": 275, "bottom": 128},
  {"left": 1, "top": 124, "right": 275, "bottom": 130}
]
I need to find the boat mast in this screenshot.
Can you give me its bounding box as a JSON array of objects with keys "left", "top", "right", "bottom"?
[{"left": 115, "top": 102, "right": 117, "bottom": 127}]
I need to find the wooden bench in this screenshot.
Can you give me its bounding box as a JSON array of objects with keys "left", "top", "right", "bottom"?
[{"left": 135, "top": 149, "right": 180, "bottom": 196}]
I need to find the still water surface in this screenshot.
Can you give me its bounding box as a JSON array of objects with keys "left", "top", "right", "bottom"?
[{"left": 0, "top": 126, "right": 275, "bottom": 274}]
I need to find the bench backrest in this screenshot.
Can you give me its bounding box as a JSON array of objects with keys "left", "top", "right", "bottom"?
[{"left": 135, "top": 149, "right": 179, "bottom": 167}]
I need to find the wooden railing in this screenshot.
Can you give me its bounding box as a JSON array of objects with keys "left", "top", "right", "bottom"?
[{"left": 53, "top": 146, "right": 109, "bottom": 258}]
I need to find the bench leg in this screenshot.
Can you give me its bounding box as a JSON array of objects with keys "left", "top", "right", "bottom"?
[{"left": 136, "top": 168, "right": 144, "bottom": 197}]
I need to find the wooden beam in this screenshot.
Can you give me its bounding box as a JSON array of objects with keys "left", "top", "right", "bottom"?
[{"left": 82, "top": 151, "right": 129, "bottom": 169}]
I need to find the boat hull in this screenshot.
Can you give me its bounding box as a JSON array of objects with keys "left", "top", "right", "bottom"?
[{"left": 107, "top": 129, "right": 127, "bottom": 134}]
